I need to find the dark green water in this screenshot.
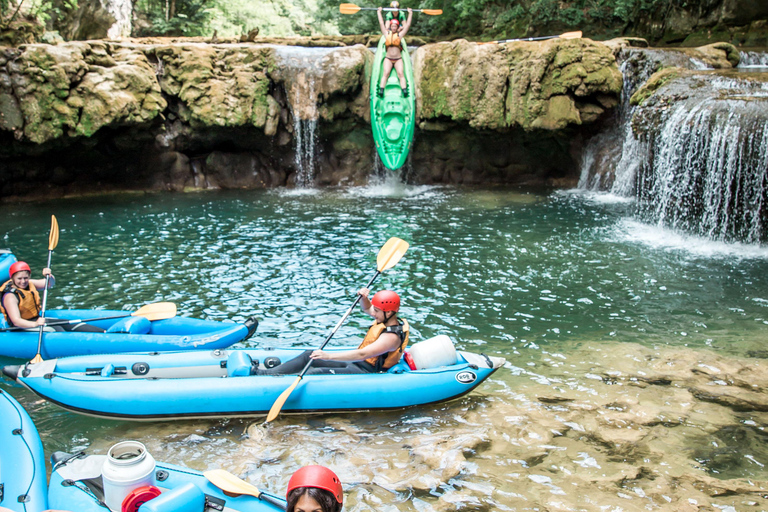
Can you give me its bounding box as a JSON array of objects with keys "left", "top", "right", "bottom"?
[{"left": 2, "top": 183, "right": 768, "bottom": 508}]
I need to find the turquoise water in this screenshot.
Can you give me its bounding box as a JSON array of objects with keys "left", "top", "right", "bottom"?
[{"left": 2, "top": 183, "right": 768, "bottom": 508}]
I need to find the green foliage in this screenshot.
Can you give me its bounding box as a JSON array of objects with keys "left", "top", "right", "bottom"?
[
  {"left": 133, "top": 0, "right": 213, "bottom": 36},
  {"left": 22, "top": 0, "right": 78, "bottom": 27}
]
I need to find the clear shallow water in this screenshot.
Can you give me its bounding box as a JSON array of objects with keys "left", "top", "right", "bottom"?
[{"left": 2, "top": 183, "right": 768, "bottom": 509}]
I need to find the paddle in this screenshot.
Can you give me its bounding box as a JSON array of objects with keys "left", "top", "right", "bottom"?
[
  {"left": 266, "top": 237, "right": 409, "bottom": 423},
  {"left": 30, "top": 215, "right": 59, "bottom": 364},
  {"left": 204, "top": 469, "right": 286, "bottom": 510},
  {"left": 1, "top": 302, "right": 178, "bottom": 332},
  {"left": 478, "top": 30, "right": 583, "bottom": 44},
  {"left": 339, "top": 3, "right": 442, "bottom": 15}
]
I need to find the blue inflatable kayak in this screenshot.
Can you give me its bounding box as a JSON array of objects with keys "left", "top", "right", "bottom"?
[
  {"left": 0, "top": 310, "right": 258, "bottom": 359},
  {"left": 0, "top": 389, "right": 285, "bottom": 512},
  {"left": 48, "top": 455, "right": 286, "bottom": 512},
  {"left": 0, "top": 249, "right": 17, "bottom": 279},
  {"left": 3, "top": 346, "right": 505, "bottom": 421},
  {"left": 0, "top": 389, "right": 48, "bottom": 512}
]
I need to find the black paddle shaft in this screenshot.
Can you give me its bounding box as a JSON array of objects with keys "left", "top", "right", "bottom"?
[{"left": 296, "top": 270, "right": 381, "bottom": 378}]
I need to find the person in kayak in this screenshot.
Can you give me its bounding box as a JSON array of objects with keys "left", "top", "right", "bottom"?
[
  {"left": 0, "top": 261, "right": 54, "bottom": 329},
  {"left": 286, "top": 465, "right": 343, "bottom": 512},
  {"left": 377, "top": 5, "right": 413, "bottom": 98},
  {"left": 255, "top": 289, "right": 409, "bottom": 375},
  {"left": 0, "top": 261, "right": 103, "bottom": 332}
]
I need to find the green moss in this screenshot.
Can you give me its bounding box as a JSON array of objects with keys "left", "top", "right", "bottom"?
[{"left": 630, "top": 67, "right": 682, "bottom": 106}]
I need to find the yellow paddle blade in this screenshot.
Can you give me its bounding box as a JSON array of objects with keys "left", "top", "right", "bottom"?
[
  {"left": 204, "top": 469, "right": 262, "bottom": 498},
  {"left": 29, "top": 354, "right": 43, "bottom": 364},
  {"left": 266, "top": 375, "right": 302, "bottom": 422},
  {"left": 339, "top": 3, "right": 361, "bottom": 14},
  {"left": 422, "top": 8, "right": 442, "bottom": 15},
  {"left": 560, "top": 31, "right": 582, "bottom": 39},
  {"left": 48, "top": 215, "right": 59, "bottom": 251},
  {"left": 131, "top": 302, "right": 177, "bottom": 321},
  {"left": 376, "top": 237, "right": 409, "bottom": 272}
]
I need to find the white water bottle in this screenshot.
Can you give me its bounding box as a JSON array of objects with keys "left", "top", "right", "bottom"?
[{"left": 102, "top": 441, "right": 156, "bottom": 512}]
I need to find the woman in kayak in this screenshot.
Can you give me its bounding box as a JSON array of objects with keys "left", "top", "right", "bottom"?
[
  {"left": 0, "top": 261, "right": 53, "bottom": 329},
  {"left": 0, "top": 261, "right": 102, "bottom": 332},
  {"left": 287, "top": 465, "right": 343, "bottom": 512},
  {"left": 376, "top": 5, "right": 413, "bottom": 98},
  {"left": 255, "top": 289, "right": 409, "bottom": 375}
]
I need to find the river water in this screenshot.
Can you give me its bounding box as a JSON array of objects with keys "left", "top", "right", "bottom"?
[{"left": 2, "top": 180, "right": 768, "bottom": 511}]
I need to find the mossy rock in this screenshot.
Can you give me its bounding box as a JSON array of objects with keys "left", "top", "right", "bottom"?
[{"left": 630, "top": 67, "right": 683, "bottom": 106}]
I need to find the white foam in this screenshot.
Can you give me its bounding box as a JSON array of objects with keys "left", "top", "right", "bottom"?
[
  {"left": 558, "top": 189, "right": 635, "bottom": 205},
  {"left": 609, "top": 219, "right": 768, "bottom": 259}
]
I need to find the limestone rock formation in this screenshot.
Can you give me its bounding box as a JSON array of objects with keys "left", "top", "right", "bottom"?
[
  {"left": 413, "top": 38, "right": 623, "bottom": 132},
  {"left": 0, "top": 41, "right": 165, "bottom": 144},
  {"left": 0, "top": 38, "right": 623, "bottom": 198}
]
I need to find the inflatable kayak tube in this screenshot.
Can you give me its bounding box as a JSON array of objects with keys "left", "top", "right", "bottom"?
[
  {"left": 48, "top": 453, "right": 286, "bottom": 512},
  {"left": 0, "top": 389, "right": 48, "bottom": 512},
  {"left": 0, "top": 310, "right": 258, "bottom": 359},
  {"left": 0, "top": 249, "right": 17, "bottom": 280},
  {"left": 0, "top": 389, "right": 286, "bottom": 511},
  {"left": 3, "top": 345, "right": 505, "bottom": 421},
  {"left": 370, "top": 35, "right": 416, "bottom": 171}
]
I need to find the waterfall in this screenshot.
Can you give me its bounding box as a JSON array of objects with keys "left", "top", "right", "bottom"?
[
  {"left": 272, "top": 47, "right": 336, "bottom": 187},
  {"left": 739, "top": 51, "right": 768, "bottom": 69},
  {"left": 578, "top": 49, "right": 712, "bottom": 194},
  {"left": 635, "top": 78, "right": 768, "bottom": 243}
]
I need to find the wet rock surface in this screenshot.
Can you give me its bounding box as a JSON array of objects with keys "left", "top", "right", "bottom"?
[
  {"left": 0, "top": 38, "right": 622, "bottom": 199},
  {"left": 74, "top": 341, "right": 768, "bottom": 511}
]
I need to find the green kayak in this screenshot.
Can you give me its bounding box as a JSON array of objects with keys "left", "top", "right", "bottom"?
[{"left": 370, "top": 35, "right": 416, "bottom": 171}]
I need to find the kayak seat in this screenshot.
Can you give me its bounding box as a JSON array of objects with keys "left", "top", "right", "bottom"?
[
  {"left": 138, "top": 482, "right": 204, "bottom": 512},
  {"left": 0, "top": 315, "right": 7, "bottom": 329},
  {"left": 106, "top": 316, "right": 152, "bottom": 335},
  {"left": 227, "top": 351, "right": 254, "bottom": 377},
  {"left": 387, "top": 361, "right": 410, "bottom": 374}
]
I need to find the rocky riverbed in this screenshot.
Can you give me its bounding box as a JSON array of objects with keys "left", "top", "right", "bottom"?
[{"left": 70, "top": 340, "right": 768, "bottom": 511}]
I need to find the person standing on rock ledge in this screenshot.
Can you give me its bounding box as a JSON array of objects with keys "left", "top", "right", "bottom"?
[{"left": 376, "top": 4, "right": 413, "bottom": 98}]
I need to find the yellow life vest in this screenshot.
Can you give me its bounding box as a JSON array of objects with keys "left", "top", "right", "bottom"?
[
  {"left": 385, "top": 31, "right": 401, "bottom": 48},
  {"left": 0, "top": 279, "right": 41, "bottom": 325},
  {"left": 358, "top": 318, "right": 409, "bottom": 370}
]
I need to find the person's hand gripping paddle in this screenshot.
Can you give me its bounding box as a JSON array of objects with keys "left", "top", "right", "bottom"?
[{"left": 265, "top": 237, "right": 409, "bottom": 423}]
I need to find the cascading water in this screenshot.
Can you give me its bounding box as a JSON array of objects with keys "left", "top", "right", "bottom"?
[
  {"left": 739, "top": 51, "right": 768, "bottom": 69},
  {"left": 578, "top": 48, "right": 712, "bottom": 194},
  {"left": 272, "top": 47, "right": 337, "bottom": 188},
  {"left": 578, "top": 47, "right": 768, "bottom": 244},
  {"left": 635, "top": 77, "right": 768, "bottom": 243}
]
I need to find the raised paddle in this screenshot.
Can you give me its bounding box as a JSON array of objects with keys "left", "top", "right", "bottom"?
[
  {"left": 30, "top": 215, "right": 59, "bottom": 364},
  {"left": 265, "top": 237, "right": 409, "bottom": 423},
  {"left": 0, "top": 302, "right": 178, "bottom": 332},
  {"left": 339, "top": 3, "right": 442, "bottom": 15},
  {"left": 478, "top": 30, "right": 583, "bottom": 44},
  {"left": 204, "top": 469, "right": 286, "bottom": 510}
]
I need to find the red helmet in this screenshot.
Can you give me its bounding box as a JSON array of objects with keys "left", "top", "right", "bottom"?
[
  {"left": 287, "top": 465, "right": 343, "bottom": 504},
  {"left": 9, "top": 261, "right": 31, "bottom": 279},
  {"left": 389, "top": 19, "right": 400, "bottom": 27},
  {"left": 371, "top": 290, "right": 400, "bottom": 312}
]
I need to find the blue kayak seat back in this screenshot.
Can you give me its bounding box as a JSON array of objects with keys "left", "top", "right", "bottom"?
[
  {"left": 106, "top": 315, "right": 151, "bottom": 334},
  {"left": 387, "top": 361, "right": 409, "bottom": 374},
  {"left": 227, "top": 351, "right": 253, "bottom": 377},
  {"left": 0, "top": 314, "right": 8, "bottom": 330},
  {"left": 138, "top": 482, "right": 204, "bottom": 512}
]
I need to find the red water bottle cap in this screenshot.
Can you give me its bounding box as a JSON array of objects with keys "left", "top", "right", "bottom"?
[
  {"left": 404, "top": 351, "right": 416, "bottom": 370},
  {"left": 121, "top": 485, "right": 161, "bottom": 512}
]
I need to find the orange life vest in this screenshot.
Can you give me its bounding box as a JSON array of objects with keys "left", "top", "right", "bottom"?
[
  {"left": 385, "top": 31, "right": 402, "bottom": 48},
  {"left": 0, "top": 279, "right": 41, "bottom": 326},
  {"left": 358, "top": 318, "right": 409, "bottom": 370}
]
